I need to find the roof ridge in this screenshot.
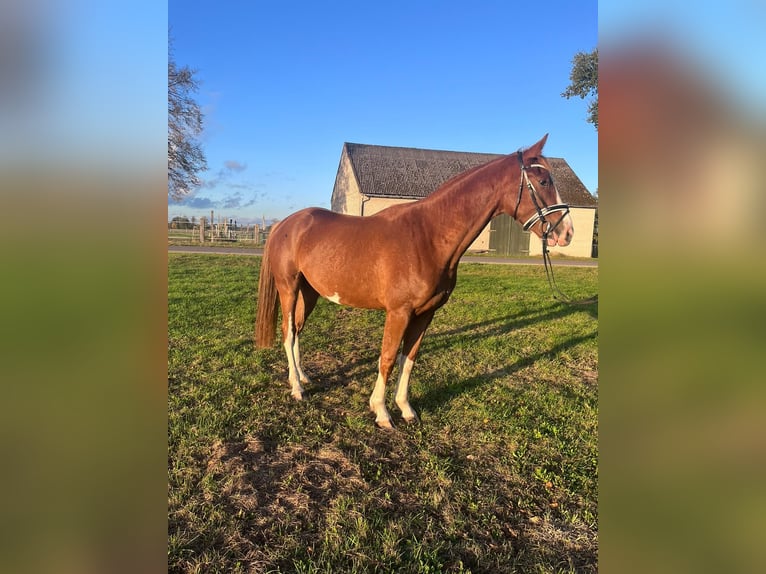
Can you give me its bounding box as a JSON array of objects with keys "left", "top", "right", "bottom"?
[
  {"left": 344, "top": 141, "right": 503, "bottom": 157},
  {"left": 344, "top": 142, "right": 568, "bottom": 162}
]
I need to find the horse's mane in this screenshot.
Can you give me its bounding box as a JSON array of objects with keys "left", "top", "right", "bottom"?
[
  {"left": 432, "top": 139, "right": 547, "bottom": 197},
  {"left": 426, "top": 155, "right": 508, "bottom": 199}
]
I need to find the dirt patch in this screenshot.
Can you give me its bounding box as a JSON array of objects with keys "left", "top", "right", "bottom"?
[
  {"left": 577, "top": 366, "right": 599, "bottom": 387},
  {"left": 204, "top": 436, "right": 367, "bottom": 527},
  {"left": 520, "top": 515, "right": 597, "bottom": 572}
]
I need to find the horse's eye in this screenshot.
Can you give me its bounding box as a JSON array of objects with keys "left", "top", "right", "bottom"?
[{"left": 540, "top": 179, "right": 549, "bottom": 187}]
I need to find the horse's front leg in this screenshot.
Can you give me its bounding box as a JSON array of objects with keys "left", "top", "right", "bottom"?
[
  {"left": 369, "top": 309, "right": 410, "bottom": 429},
  {"left": 395, "top": 310, "right": 435, "bottom": 423}
]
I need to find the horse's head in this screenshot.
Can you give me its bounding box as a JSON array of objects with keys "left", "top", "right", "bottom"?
[{"left": 508, "top": 134, "right": 574, "bottom": 247}]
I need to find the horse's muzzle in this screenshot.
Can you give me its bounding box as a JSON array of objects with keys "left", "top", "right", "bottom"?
[{"left": 547, "top": 216, "right": 574, "bottom": 247}]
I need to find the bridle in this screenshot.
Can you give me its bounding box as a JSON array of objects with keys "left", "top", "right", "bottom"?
[
  {"left": 513, "top": 151, "right": 570, "bottom": 237},
  {"left": 514, "top": 151, "right": 597, "bottom": 305}
]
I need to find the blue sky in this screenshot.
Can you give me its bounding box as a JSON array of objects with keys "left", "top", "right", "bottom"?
[
  {"left": 599, "top": 0, "right": 766, "bottom": 115},
  {"left": 169, "top": 0, "right": 597, "bottom": 224}
]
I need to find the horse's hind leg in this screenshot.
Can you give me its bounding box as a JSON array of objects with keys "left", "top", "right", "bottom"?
[
  {"left": 292, "top": 279, "right": 319, "bottom": 386},
  {"left": 277, "top": 279, "right": 306, "bottom": 401}
]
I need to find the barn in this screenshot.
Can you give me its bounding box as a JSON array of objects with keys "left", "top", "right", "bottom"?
[{"left": 331, "top": 142, "right": 597, "bottom": 257}]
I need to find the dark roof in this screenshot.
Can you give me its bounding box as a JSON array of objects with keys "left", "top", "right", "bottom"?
[{"left": 343, "top": 142, "right": 597, "bottom": 207}]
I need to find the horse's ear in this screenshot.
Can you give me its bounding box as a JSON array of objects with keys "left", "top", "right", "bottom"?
[{"left": 524, "top": 133, "right": 548, "bottom": 158}]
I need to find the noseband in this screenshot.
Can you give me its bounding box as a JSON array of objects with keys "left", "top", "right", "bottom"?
[{"left": 514, "top": 151, "right": 570, "bottom": 238}]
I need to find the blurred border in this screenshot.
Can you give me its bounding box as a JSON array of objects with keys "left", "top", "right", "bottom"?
[
  {"left": 600, "top": 2, "right": 766, "bottom": 573},
  {"left": 0, "top": 2, "right": 167, "bottom": 573},
  {"left": 4, "top": 1, "right": 765, "bottom": 572}
]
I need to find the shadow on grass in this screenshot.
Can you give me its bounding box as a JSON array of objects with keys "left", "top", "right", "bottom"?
[
  {"left": 254, "top": 300, "right": 597, "bottom": 415},
  {"left": 416, "top": 330, "right": 597, "bottom": 418},
  {"left": 426, "top": 301, "right": 586, "bottom": 350}
]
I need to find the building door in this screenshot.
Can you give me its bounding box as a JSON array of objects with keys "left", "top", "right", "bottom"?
[{"left": 489, "top": 214, "right": 530, "bottom": 256}]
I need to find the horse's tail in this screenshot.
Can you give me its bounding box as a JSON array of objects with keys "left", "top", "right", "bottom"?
[{"left": 255, "top": 243, "right": 279, "bottom": 348}]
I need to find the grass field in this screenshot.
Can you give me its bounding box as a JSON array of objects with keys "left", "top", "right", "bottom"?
[{"left": 168, "top": 254, "right": 598, "bottom": 573}]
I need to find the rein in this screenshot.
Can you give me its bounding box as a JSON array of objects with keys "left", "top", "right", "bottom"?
[
  {"left": 515, "top": 152, "right": 597, "bottom": 306},
  {"left": 539, "top": 231, "right": 598, "bottom": 305}
]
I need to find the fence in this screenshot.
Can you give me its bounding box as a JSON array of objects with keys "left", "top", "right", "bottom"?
[{"left": 168, "top": 218, "right": 269, "bottom": 245}]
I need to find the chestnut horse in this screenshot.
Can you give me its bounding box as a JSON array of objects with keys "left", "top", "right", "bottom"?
[{"left": 255, "top": 134, "right": 573, "bottom": 428}]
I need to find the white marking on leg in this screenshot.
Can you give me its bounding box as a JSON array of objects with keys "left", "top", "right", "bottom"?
[
  {"left": 283, "top": 313, "right": 304, "bottom": 400},
  {"left": 293, "top": 332, "right": 312, "bottom": 385},
  {"left": 369, "top": 358, "right": 393, "bottom": 428},
  {"left": 395, "top": 356, "right": 418, "bottom": 422}
]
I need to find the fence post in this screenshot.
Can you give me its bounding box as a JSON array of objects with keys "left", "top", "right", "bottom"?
[{"left": 199, "top": 217, "right": 206, "bottom": 243}]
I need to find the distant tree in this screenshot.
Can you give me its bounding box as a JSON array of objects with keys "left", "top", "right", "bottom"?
[
  {"left": 562, "top": 48, "right": 598, "bottom": 130},
  {"left": 170, "top": 216, "right": 193, "bottom": 230},
  {"left": 168, "top": 36, "right": 207, "bottom": 200}
]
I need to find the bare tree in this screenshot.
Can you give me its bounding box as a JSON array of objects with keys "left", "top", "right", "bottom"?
[
  {"left": 168, "top": 38, "right": 207, "bottom": 200},
  {"left": 562, "top": 48, "right": 598, "bottom": 130}
]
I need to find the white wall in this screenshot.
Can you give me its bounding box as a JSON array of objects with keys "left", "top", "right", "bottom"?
[{"left": 527, "top": 207, "right": 596, "bottom": 258}]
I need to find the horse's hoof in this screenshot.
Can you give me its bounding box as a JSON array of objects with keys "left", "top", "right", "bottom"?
[
  {"left": 402, "top": 413, "right": 420, "bottom": 424},
  {"left": 291, "top": 390, "right": 305, "bottom": 401},
  {"left": 375, "top": 418, "right": 396, "bottom": 430}
]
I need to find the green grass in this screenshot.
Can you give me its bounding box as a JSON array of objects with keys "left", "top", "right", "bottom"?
[
  {"left": 168, "top": 254, "right": 598, "bottom": 573},
  {"left": 167, "top": 236, "right": 263, "bottom": 248}
]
